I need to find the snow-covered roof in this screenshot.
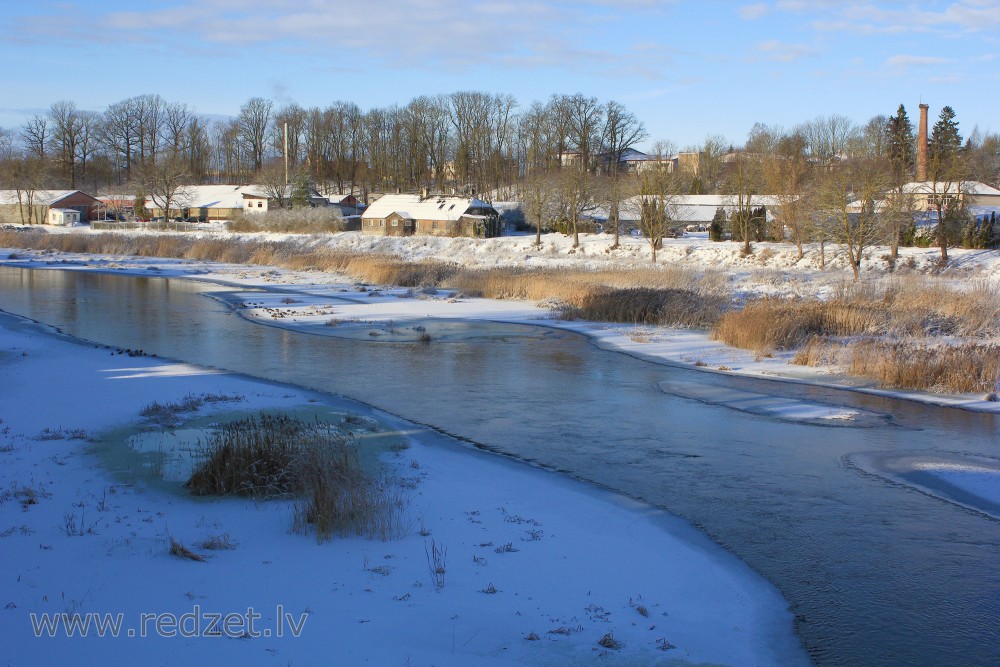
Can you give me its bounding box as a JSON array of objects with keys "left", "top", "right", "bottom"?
[
  {"left": 142, "top": 185, "right": 268, "bottom": 210},
  {"left": 902, "top": 181, "right": 1000, "bottom": 197},
  {"left": 593, "top": 194, "right": 791, "bottom": 224},
  {"left": 361, "top": 194, "right": 494, "bottom": 222},
  {"left": 0, "top": 190, "right": 87, "bottom": 206},
  {"left": 619, "top": 149, "right": 673, "bottom": 163}
]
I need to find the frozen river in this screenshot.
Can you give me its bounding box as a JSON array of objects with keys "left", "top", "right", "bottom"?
[{"left": 2, "top": 266, "right": 998, "bottom": 666}]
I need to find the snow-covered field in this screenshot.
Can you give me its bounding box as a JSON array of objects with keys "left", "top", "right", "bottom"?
[{"left": 0, "top": 313, "right": 809, "bottom": 665}]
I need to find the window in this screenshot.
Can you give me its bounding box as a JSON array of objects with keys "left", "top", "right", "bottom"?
[
  {"left": 392, "top": 220, "right": 398, "bottom": 227},
  {"left": 257, "top": 202, "right": 263, "bottom": 208},
  {"left": 380, "top": 221, "right": 385, "bottom": 227}
]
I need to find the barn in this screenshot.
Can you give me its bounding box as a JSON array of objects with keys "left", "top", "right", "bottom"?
[
  {"left": 0, "top": 189, "right": 99, "bottom": 225},
  {"left": 360, "top": 193, "right": 502, "bottom": 238}
]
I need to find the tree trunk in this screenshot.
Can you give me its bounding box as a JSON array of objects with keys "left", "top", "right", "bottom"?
[{"left": 937, "top": 204, "right": 949, "bottom": 264}]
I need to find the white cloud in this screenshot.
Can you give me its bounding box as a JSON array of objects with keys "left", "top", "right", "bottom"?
[
  {"left": 8, "top": 0, "right": 678, "bottom": 77},
  {"left": 885, "top": 55, "right": 953, "bottom": 68},
  {"left": 739, "top": 3, "right": 769, "bottom": 20},
  {"left": 756, "top": 40, "right": 816, "bottom": 62},
  {"left": 806, "top": 1, "right": 1000, "bottom": 35}
]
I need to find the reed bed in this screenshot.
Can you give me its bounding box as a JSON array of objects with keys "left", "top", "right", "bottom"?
[
  {"left": 715, "top": 278, "right": 1000, "bottom": 353},
  {"left": 794, "top": 337, "right": 1000, "bottom": 394},
  {"left": 186, "top": 413, "right": 407, "bottom": 541}
]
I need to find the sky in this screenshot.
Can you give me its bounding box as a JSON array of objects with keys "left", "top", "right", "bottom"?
[{"left": 1, "top": 0, "right": 997, "bottom": 150}]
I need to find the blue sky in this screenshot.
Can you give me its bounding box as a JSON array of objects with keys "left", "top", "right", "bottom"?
[{"left": 2, "top": 0, "right": 997, "bottom": 150}]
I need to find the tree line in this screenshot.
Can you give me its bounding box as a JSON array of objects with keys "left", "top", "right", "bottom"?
[{"left": 1, "top": 92, "right": 998, "bottom": 270}]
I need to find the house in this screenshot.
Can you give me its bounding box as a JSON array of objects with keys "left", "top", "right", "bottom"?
[
  {"left": 48, "top": 208, "right": 80, "bottom": 226},
  {"left": 360, "top": 193, "right": 502, "bottom": 238},
  {"left": 594, "top": 194, "right": 789, "bottom": 231},
  {"left": 326, "top": 193, "right": 366, "bottom": 217},
  {"left": 0, "top": 189, "right": 99, "bottom": 225},
  {"left": 899, "top": 181, "right": 1000, "bottom": 212},
  {"left": 847, "top": 181, "right": 1000, "bottom": 222}
]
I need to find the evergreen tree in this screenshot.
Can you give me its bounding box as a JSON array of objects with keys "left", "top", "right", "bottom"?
[
  {"left": 709, "top": 207, "right": 726, "bottom": 241},
  {"left": 929, "top": 106, "right": 963, "bottom": 165},
  {"left": 927, "top": 106, "right": 965, "bottom": 263},
  {"left": 886, "top": 104, "right": 914, "bottom": 183}
]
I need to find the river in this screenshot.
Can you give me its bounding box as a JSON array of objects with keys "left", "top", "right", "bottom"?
[{"left": 1, "top": 266, "right": 998, "bottom": 666}]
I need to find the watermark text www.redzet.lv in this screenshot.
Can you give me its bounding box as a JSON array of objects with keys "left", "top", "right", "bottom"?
[{"left": 30, "top": 605, "right": 308, "bottom": 639}]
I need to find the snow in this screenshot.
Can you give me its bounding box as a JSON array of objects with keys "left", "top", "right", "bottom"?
[
  {"left": 911, "top": 461, "right": 1000, "bottom": 508},
  {"left": 846, "top": 451, "right": 1000, "bottom": 520},
  {"left": 0, "top": 312, "right": 808, "bottom": 665}
]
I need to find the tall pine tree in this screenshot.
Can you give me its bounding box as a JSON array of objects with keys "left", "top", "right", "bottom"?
[
  {"left": 886, "top": 104, "right": 914, "bottom": 184},
  {"left": 928, "top": 106, "right": 965, "bottom": 263},
  {"left": 929, "top": 106, "right": 963, "bottom": 165},
  {"left": 884, "top": 104, "right": 915, "bottom": 265}
]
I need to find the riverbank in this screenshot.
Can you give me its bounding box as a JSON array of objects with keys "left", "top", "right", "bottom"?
[{"left": 0, "top": 312, "right": 809, "bottom": 665}]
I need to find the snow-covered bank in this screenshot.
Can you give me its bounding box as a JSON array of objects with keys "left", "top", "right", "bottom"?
[{"left": 0, "top": 313, "right": 808, "bottom": 665}]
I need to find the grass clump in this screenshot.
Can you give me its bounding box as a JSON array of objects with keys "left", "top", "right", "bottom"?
[
  {"left": 187, "top": 414, "right": 322, "bottom": 498},
  {"left": 186, "top": 413, "right": 407, "bottom": 542}
]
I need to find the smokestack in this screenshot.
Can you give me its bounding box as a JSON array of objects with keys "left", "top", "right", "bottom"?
[{"left": 917, "top": 103, "right": 929, "bottom": 182}]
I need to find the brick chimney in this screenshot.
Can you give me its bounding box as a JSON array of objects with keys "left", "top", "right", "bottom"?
[{"left": 917, "top": 103, "right": 929, "bottom": 182}]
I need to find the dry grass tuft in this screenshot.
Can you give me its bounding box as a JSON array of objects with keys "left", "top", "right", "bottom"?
[
  {"left": 184, "top": 412, "right": 407, "bottom": 542},
  {"left": 169, "top": 538, "right": 206, "bottom": 562},
  {"left": 187, "top": 414, "right": 315, "bottom": 498},
  {"left": 199, "top": 533, "right": 237, "bottom": 551}
]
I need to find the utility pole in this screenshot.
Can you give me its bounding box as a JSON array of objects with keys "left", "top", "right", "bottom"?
[{"left": 284, "top": 122, "right": 289, "bottom": 185}]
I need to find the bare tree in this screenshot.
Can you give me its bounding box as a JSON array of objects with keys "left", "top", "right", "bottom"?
[
  {"left": 135, "top": 94, "right": 166, "bottom": 169},
  {"left": 723, "top": 151, "right": 763, "bottom": 256},
  {"left": 6, "top": 154, "right": 47, "bottom": 224},
  {"left": 761, "top": 130, "right": 810, "bottom": 258},
  {"left": 102, "top": 97, "right": 141, "bottom": 183},
  {"left": 49, "top": 101, "right": 82, "bottom": 187},
  {"left": 816, "top": 159, "right": 888, "bottom": 280},
  {"left": 564, "top": 94, "right": 603, "bottom": 173},
  {"left": 523, "top": 170, "right": 559, "bottom": 246},
  {"left": 21, "top": 115, "right": 49, "bottom": 161},
  {"left": 138, "top": 153, "right": 193, "bottom": 221},
  {"left": 238, "top": 97, "right": 273, "bottom": 173},
  {"left": 601, "top": 100, "right": 647, "bottom": 248},
  {"left": 699, "top": 134, "right": 729, "bottom": 192},
  {"left": 637, "top": 166, "right": 682, "bottom": 263},
  {"left": 76, "top": 111, "right": 99, "bottom": 190},
  {"left": 163, "top": 101, "right": 194, "bottom": 158},
  {"left": 256, "top": 160, "right": 292, "bottom": 208}
]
